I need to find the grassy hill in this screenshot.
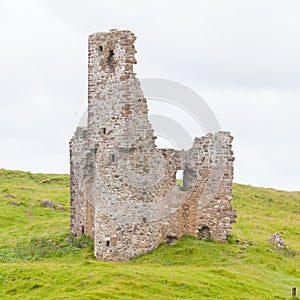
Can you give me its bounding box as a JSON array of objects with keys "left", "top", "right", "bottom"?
[{"left": 0, "top": 169, "right": 299, "bottom": 299}]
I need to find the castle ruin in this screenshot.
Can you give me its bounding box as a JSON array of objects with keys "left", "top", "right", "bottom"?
[{"left": 70, "top": 30, "right": 236, "bottom": 261}]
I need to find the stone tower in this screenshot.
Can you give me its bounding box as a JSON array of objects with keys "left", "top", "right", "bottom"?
[{"left": 70, "top": 30, "right": 236, "bottom": 261}]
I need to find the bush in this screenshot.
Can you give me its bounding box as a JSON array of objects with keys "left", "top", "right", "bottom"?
[{"left": 66, "top": 234, "right": 94, "bottom": 249}]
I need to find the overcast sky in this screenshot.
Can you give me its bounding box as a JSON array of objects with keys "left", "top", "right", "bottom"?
[{"left": 0, "top": 0, "right": 299, "bottom": 191}]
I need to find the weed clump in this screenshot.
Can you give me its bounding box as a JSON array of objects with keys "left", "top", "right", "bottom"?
[{"left": 0, "top": 235, "right": 94, "bottom": 262}]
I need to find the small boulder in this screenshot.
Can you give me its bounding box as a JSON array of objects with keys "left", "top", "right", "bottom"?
[
  {"left": 269, "top": 232, "right": 286, "bottom": 248},
  {"left": 8, "top": 201, "right": 21, "bottom": 206},
  {"left": 41, "top": 199, "right": 54, "bottom": 208},
  {"left": 41, "top": 199, "right": 65, "bottom": 211}
]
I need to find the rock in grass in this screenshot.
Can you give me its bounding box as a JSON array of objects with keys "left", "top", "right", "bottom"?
[
  {"left": 41, "top": 199, "right": 65, "bottom": 211},
  {"left": 7, "top": 201, "right": 22, "bottom": 206},
  {"left": 269, "top": 232, "right": 286, "bottom": 248},
  {"left": 41, "top": 199, "right": 55, "bottom": 208},
  {"left": 4, "top": 194, "right": 15, "bottom": 199}
]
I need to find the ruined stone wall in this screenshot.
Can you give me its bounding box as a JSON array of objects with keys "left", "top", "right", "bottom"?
[
  {"left": 70, "top": 29, "right": 236, "bottom": 261},
  {"left": 70, "top": 127, "right": 88, "bottom": 236},
  {"left": 70, "top": 127, "right": 95, "bottom": 238}
]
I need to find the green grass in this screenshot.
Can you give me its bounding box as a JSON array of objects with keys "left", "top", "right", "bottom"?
[{"left": 0, "top": 169, "right": 299, "bottom": 299}]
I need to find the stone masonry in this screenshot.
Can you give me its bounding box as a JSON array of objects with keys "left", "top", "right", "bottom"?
[{"left": 70, "top": 30, "right": 236, "bottom": 261}]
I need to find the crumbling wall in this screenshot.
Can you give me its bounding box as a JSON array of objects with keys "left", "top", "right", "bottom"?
[
  {"left": 70, "top": 127, "right": 95, "bottom": 238},
  {"left": 70, "top": 29, "right": 236, "bottom": 261}
]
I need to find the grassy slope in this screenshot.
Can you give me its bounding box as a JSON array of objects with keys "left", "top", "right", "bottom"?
[{"left": 0, "top": 169, "right": 299, "bottom": 300}]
